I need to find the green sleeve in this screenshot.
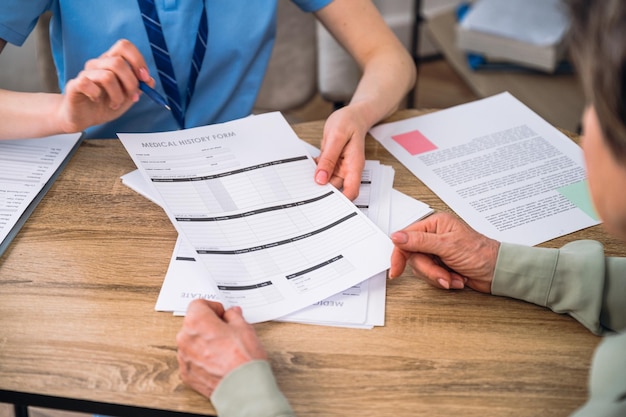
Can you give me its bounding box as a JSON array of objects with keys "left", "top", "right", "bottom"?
[
  {"left": 570, "top": 332, "right": 626, "bottom": 417},
  {"left": 492, "top": 240, "right": 626, "bottom": 335},
  {"left": 210, "top": 360, "right": 295, "bottom": 417}
]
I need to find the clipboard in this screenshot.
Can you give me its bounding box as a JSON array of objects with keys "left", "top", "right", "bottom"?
[{"left": 0, "top": 132, "right": 84, "bottom": 258}]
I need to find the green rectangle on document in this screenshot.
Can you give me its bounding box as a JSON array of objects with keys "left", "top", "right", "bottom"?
[{"left": 558, "top": 180, "right": 599, "bottom": 221}]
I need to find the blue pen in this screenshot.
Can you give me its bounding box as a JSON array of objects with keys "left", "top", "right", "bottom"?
[{"left": 139, "top": 81, "right": 171, "bottom": 111}]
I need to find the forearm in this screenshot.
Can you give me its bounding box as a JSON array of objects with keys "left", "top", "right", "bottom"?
[
  {"left": 349, "top": 47, "right": 416, "bottom": 128},
  {"left": 0, "top": 39, "right": 152, "bottom": 140},
  {"left": 0, "top": 89, "right": 69, "bottom": 139},
  {"left": 314, "top": 0, "right": 416, "bottom": 129},
  {"left": 492, "top": 240, "right": 626, "bottom": 335},
  {"left": 211, "top": 360, "right": 295, "bottom": 417}
]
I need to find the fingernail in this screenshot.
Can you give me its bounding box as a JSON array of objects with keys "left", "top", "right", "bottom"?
[
  {"left": 390, "top": 231, "right": 408, "bottom": 244},
  {"left": 138, "top": 67, "right": 150, "bottom": 81},
  {"left": 450, "top": 279, "right": 464, "bottom": 289},
  {"left": 315, "top": 170, "right": 328, "bottom": 184},
  {"left": 132, "top": 92, "right": 140, "bottom": 102},
  {"left": 437, "top": 278, "right": 450, "bottom": 289}
]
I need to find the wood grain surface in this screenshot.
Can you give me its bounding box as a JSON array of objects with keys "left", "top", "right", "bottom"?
[{"left": 0, "top": 109, "right": 622, "bottom": 417}]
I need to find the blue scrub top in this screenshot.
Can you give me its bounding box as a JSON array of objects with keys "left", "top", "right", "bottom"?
[{"left": 0, "top": 0, "right": 332, "bottom": 138}]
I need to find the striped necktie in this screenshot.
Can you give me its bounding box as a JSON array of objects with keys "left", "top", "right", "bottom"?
[{"left": 137, "top": 0, "right": 208, "bottom": 129}]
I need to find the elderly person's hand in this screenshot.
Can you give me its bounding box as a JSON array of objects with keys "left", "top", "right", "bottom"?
[
  {"left": 389, "top": 212, "right": 500, "bottom": 293},
  {"left": 176, "top": 300, "right": 268, "bottom": 398}
]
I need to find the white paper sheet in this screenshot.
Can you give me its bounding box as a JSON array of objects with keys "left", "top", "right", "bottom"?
[
  {"left": 118, "top": 112, "right": 394, "bottom": 323},
  {"left": 369, "top": 92, "right": 600, "bottom": 246},
  {"left": 157, "top": 161, "right": 391, "bottom": 327},
  {"left": 0, "top": 133, "right": 83, "bottom": 256},
  {"left": 277, "top": 161, "right": 393, "bottom": 328},
  {"left": 389, "top": 188, "right": 433, "bottom": 232},
  {"left": 122, "top": 156, "right": 433, "bottom": 328},
  {"left": 129, "top": 161, "right": 394, "bottom": 328}
]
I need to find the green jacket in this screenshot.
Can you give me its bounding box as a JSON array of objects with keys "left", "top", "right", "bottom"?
[{"left": 211, "top": 240, "right": 626, "bottom": 417}]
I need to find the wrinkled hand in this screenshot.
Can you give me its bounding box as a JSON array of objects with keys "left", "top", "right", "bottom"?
[
  {"left": 58, "top": 39, "right": 152, "bottom": 133},
  {"left": 176, "top": 300, "right": 268, "bottom": 398},
  {"left": 389, "top": 212, "right": 500, "bottom": 293},
  {"left": 314, "top": 105, "right": 367, "bottom": 201}
]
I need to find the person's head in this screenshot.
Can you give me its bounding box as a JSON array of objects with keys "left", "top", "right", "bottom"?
[{"left": 566, "top": 0, "right": 626, "bottom": 239}]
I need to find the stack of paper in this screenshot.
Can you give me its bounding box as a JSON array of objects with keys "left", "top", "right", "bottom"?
[
  {"left": 456, "top": 0, "right": 570, "bottom": 73},
  {"left": 0, "top": 133, "right": 83, "bottom": 257},
  {"left": 124, "top": 158, "right": 430, "bottom": 328},
  {"left": 118, "top": 113, "right": 432, "bottom": 327}
]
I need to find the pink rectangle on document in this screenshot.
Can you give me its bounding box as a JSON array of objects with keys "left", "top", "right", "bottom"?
[{"left": 392, "top": 130, "right": 437, "bottom": 155}]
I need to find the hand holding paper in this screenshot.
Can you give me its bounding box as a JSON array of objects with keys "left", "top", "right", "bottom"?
[
  {"left": 118, "top": 112, "right": 394, "bottom": 323},
  {"left": 389, "top": 212, "right": 499, "bottom": 293}
]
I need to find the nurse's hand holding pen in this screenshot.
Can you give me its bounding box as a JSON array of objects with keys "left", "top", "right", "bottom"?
[
  {"left": 58, "top": 39, "right": 154, "bottom": 134},
  {"left": 0, "top": 38, "right": 154, "bottom": 140}
]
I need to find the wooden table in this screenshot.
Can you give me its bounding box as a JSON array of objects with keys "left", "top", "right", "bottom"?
[{"left": 1, "top": 110, "right": 623, "bottom": 417}]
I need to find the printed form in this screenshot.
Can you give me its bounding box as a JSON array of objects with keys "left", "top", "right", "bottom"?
[
  {"left": 122, "top": 156, "right": 433, "bottom": 328},
  {"left": 370, "top": 92, "right": 600, "bottom": 246},
  {"left": 281, "top": 161, "right": 393, "bottom": 327},
  {"left": 118, "top": 112, "right": 394, "bottom": 323},
  {"left": 151, "top": 162, "right": 401, "bottom": 328},
  {"left": 0, "top": 133, "right": 83, "bottom": 256}
]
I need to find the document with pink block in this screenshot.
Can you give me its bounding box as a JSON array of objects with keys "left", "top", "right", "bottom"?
[{"left": 369, "top": 92, "right": 600, "bottom": 246}]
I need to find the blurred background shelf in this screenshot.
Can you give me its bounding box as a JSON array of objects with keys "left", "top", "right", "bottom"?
[{"left": 426, "top": 10, "right": 584, "bottom": 132}]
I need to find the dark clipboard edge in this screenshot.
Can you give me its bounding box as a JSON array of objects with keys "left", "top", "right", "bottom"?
[{"left": 0, "top": 133, "right": 85, "bottom": 259}]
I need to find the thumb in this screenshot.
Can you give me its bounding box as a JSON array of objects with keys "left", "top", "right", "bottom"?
[
  {"left": 389, "top": 247, "right": 408, "bottom": 279},
  {"left": 314, "top": 147, "right": 341, "bottom": 185},
  {"left": 223, "top": 306, "right": 249, "bottom": 327}
]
